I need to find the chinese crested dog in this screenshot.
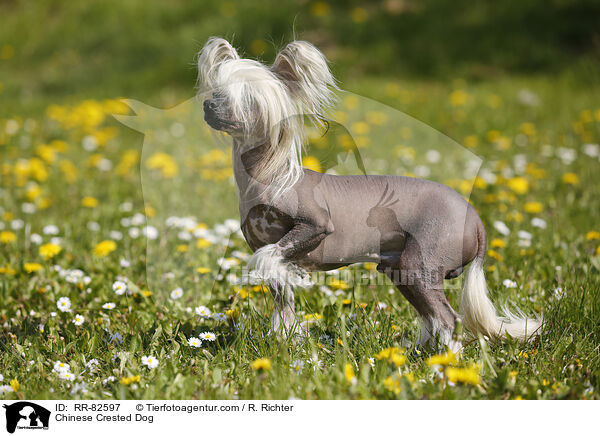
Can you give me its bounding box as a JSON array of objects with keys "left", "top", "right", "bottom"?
[{"left": 197, "top": 37, "right": 541, "bottom": 351}]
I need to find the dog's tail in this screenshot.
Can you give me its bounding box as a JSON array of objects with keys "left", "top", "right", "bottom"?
[{"left": 460, "top": 222, "right": 542, "bottom": 341}]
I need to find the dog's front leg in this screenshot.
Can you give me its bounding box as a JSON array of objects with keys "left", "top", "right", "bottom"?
[{"left": 248, "top": 221, "right": 332, "bottom": 337}]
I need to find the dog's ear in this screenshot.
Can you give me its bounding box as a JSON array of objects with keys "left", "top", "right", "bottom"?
[
  {"left": 197, "top": 37, "right": 239, "bottom": 89},
  {"left": 272, "top": 41, "right": 338, "bottom": 124}
]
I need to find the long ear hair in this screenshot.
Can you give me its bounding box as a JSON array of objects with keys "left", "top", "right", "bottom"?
[
  {"left": 197, "top": 37, "right": 240, "bottom": 90},
  {"left": 272, "top": 41, "right": 339, "bottom": 126}
]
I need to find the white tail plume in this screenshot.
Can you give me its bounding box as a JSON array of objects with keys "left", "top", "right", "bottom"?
[{"left": 460, "top": 257, "right": 542, "bottom": 341}]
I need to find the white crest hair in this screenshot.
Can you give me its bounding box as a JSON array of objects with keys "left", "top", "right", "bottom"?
[{"left": 197, "top": 37, "right": 339, "bottom": 198}]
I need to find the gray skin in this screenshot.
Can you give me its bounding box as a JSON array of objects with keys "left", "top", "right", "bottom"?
[{"left": 204, "top": 98, "right": 487, "bottom": 344}]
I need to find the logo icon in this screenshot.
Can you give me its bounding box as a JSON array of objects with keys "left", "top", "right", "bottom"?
[{"left": 2, "top": 402, "right": 50, "bottom": 433}]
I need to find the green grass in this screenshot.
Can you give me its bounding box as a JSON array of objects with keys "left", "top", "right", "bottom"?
[
  {"left": 1, "top": 71, "right": 600, "bottom": 399},
  {"left": 1, "top": 1, "right": 600, "bottom": 400}
]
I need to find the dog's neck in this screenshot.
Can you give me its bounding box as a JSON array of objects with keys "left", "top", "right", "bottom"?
[{"left": 232, "top": 138, "right": 272, "bottom": 194}]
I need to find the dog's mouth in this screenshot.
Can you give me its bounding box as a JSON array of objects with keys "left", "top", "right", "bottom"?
[{"left": 203, "top": 111, "right": 239, "bottom": 132}]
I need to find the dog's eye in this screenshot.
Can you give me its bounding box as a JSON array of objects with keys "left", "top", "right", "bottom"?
[{"left": 212, "top": 91, "right": 226, "bottom": 100}]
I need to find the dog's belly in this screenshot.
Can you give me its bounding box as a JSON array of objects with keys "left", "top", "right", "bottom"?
[{"left": 298, "top": 224, "right": 407, "bottom": 271}]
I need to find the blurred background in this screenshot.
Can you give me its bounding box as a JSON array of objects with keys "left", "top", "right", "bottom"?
[{"left": 1, "top": 0, "right": 599, "bottom": 117}]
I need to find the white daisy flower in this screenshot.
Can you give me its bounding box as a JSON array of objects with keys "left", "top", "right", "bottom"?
[
  {"left": 131, "top": 213, "right": 146, "bottom": 226},
  {"left": 199, "top": 332, "right": 216, "bottom": 342},
  {"left": 224, "top": 219, "right": 240, "bottom": 232},
  {"left": 170, "top": 288, "right": 184, "bottom": 300},
  {"left": 119, "top": 202, "right": 133, "bottom": 212},
  {"left": 87, "top": 221, "right": 100, "bottom": 232},
  {"left": 54, "top": 360, "right": 71, "bottom": 373},
  {"left": 583, "top": 143, "right": 599, "bottom": 158},
  {"left": 110, "top": 230, "right": 123, "bottom": 240},
  {"left": 195, "top": 306, "right": 211, "bottom": 318},
  {"left": 30, "top": 233, "right": 42, "bottom": 244},
  {"left": 120, "top": 258, "right": 130, "bottom": 268},
  {"left": 86, "top": 359, "right": 99, "bottom": 369},
  {"left": 531, "top": 217, "right": 547, "bottom": 229},
  {"left": 102, "top": 302, "right": 116, "bottom": 310},
  {"left": 290, "top": 360, "right": 304, "bottom": 374},
  {"left": 141, "top": 355, "right": 159, "bottom": 369},
  {"left": 11, "top": 219, "right": 24, "bottom": 230},
  {"left": 503, "top": 279, "right": 517, "bottom": 289},
  {"left": 128, "top": 227, "right": 140, "bottom": 238},
  {"left": 177, "top": 231, "right": 192, "bottom": 241},
  {"left": 57, "top": 297, "right": 71, "bottom": 312},
  {"left": 112, "top": 280, "right": 127, "bottom": 295},
  {"left": 517, "top": 230, "right": 532, "bottom": 240},
  {"left": 188, "top": 337, "right": 202, "bottom": 348},
  {"left": 213, "top": 313, "right": 227, "bottom": 322},
  {"left": 493, "top": 220, "right": 511, "bottom": 236},
  {"left": 59, "top": 371, "right": 75, "bottom": 381},
  {"left": 72, "top": 314, "right": 85, "bottom": 326},
  {"left": 0, "top": 385, "right": 13, "bottom": 393},
  {"left": 102, "top": 376, "right": 116, "bottom": 385},
  {"left": 142, "top": 225, "right": 159, "bottom": 240}
]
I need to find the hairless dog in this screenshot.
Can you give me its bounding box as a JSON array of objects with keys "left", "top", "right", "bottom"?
[{"left": 198, "top": 37, "right": 541, "bottom": 351}]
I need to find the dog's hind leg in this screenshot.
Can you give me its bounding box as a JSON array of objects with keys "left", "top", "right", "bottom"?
[{"left": 379, "top": 241, "right": 462, "bottom": 353}]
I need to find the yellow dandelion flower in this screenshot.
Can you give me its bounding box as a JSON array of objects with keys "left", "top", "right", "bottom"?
[
  {"left": 120, "top": 375, "right": 141, "bottom": 385},
  {"left": 93, "top": 240, "right": 117, "bottom": 257},
  {"left": 0, "top": 231, "right": 17, "bottom": 244},
  {"left": 328, "top": 278, "right": 350, "bottom": 290},
  {"left": 24, "top": 262, "right": 43, "bottom": 273},
  {"left": 562, "top": 173, "right": 579, "bottom": 185},
  {"left": 303, "top": 313, "right": 322, "bottom": 321},
  {"left": 249, "top": 39, "right": 267, "bottom": 56},
  {"left": 251, "top": 358, "right": 272, "bottom": 371},
  {"left": 490, "top": 238, "right": 506, "bottom": 248},
  {"left": 487, "top": 249, "right": 504, "bottom": 262},
  {"left": 524, "top": 201, "right": 543, "bottom": 213},
  {"left": 81, "top": 196, "right": 99, "bottom": 208},
  {"left": 375, "top": 347, "right": 406, "bottom": 367},
  {"left": 449, "top": 89, "right": 468, "bottom": 107},
  {"left": 585, "top": 231, "right": 600, "bottom": 241},
  {"left": 350, "top": 7, "right": 368, "bottom": 23},
  {"left": 463, "top": 135, "right": 479, "bottom": 148},
  {"left": 384, "top": 375, "right": 402, "bottom": 394},
  {"left": 196, "top": 267, "right": 211, "bottom": 274},
  {"left": 10, "top": 379, "right": 19, "bottom": 392},
  {"left": 225, "top": 308, "right": 239, "bottom": 319},
  {"left": 196, "top": 238, "right": 212, "bottom": 248},
  {"left": 344, "top": 363, "right": 356, "bottom": 384},
  {"left": 39, "top": 243, "right": 61, "bottom": 260},
  {"left": 426, "top": 351, "right": 457, "bottom": 367},
  {"left": 507, "top": 177, "right": 529, "bottom": 195},
  {"left": 310, "top": 1, "right": 330, "bottom": 17},
  {"left": 219, "top": 2, "right": 236, "bottom": 18},
  {"left": 596, "top": 245, "right": 600, "bottom": 255},
  {"left": 302, "top": 156, "right": 322, "bottom": 173},
  {"left": 445, "top": 365, "right": 480, "bottom": 385},
  {"left": 0, "top": 266, "right": 17, "bottom": 275},
  {"left": 365, "top": 111, "right": 387, "bottom": 125},
  {"left": 176, "top": 244, "right": 188, "bottom": 253}
]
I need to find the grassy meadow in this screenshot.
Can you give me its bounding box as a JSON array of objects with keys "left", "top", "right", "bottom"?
[{"left": 1, "top": 0, "right": 600, "bottom": 400}]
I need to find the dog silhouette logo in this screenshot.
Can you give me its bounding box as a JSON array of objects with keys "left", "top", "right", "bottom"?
[{"left": 2, "top": 402, "right": 50, "bottom": 433}]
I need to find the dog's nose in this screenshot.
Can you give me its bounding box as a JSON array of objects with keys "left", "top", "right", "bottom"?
[{"left": 203, "top": 99, "right": 217, "bottom": 112}]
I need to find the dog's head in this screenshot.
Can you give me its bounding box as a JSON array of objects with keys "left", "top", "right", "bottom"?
[{"left": 197, "top": 37, "right": 337, "bottom": 141}]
